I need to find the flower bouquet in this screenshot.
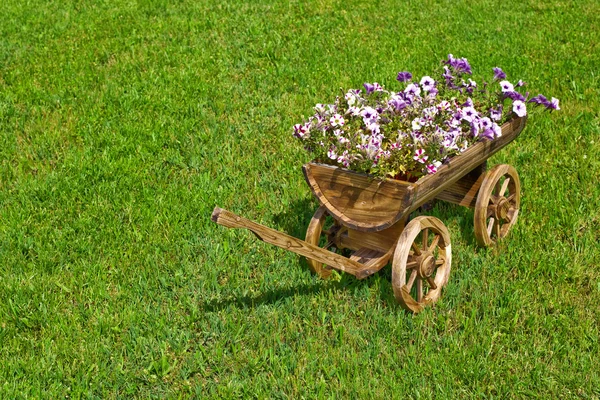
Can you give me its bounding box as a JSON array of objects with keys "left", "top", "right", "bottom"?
[{"left": 294, "top": 54, "right": 559, "bottom": 181}]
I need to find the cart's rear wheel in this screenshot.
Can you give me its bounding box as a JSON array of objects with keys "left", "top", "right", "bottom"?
[
  {"left": 474, "top": 164, "right": 520, "bottom": 247},
  {"left": 392, "top": 216, "right": 452, "bottom": 313},
  {"left": 305, "top": 206, "right": 344, "bottom": 279}
]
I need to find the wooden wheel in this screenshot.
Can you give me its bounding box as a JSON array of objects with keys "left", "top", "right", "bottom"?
[
  {"left": 392, "top": 216, "right": 452, "bottom": 313},
  {"left": 305, "top": 206, "right": 345, "bottom": 279},
  {"left": 474, "top": 164, "right": 520, "bottom": 247}
]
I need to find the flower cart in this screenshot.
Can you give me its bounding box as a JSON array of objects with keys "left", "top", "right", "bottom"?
[{"left": 212, "top": 116, "right": 527, "bottom": 313}]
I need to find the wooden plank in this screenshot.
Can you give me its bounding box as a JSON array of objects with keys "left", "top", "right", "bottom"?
[
  {"left": 349, "top": 248, "right": 391, "bottom": 280},
  {"left": 211, "top": 207, "right": 366, "bottom": 276},
  {"left": 435, "top": 162, "right": 486, "bottom": 208},
  {"left": 303, "top": 163, "right": 414, "bottom": 232},
  {"left": 342, "top": 218, "right": 406, "bottom": 252},
  {"left": 409, "top": 116, "right": 526, "bottom": 214}
]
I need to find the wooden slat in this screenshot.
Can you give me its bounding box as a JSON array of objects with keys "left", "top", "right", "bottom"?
[
  {"left": 349, "top": 247, "right": 393, "bottom": 280},
  {"left": 341, "top": 219, "right": 406, "bottom": 252},
  {"left": 435, "top": 162, "right": 486, "bottom": 208},
  {"left": 211, "top": 207, "right": 366, "bottom": 276}
]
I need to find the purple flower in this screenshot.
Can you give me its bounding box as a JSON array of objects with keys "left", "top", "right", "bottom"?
[
  {"left": 529, "top": 94, "right": 548, "bottom": 105},
  {"left": 492, "top": 123, "right": 502, "bottom": 138},
  {"left": 549, "top": 97, "right": 560, "bottom": 110},
  {"left": 462, "top": 106, "right": 478, "bottom": 122},
  {"left": 396, "top": 71, "right": 413, "bottom": 82},
  {"left": 404, "top": 83, "right": 421, "bottom": 97},
  {"left": 505, "top": 91, "right": 526, "bottom": 102},
  {"left": 489, "top": 106, "right": 502, "bottom": 121},
  {"left": 516, "top": 80, "right": 525, "bottom": 87},
  {"left": 481, "top": 128, "right": 495, "bottom": 140},
  {"left": 493, "top": 67, "right": 506, "bottom": 80},
  {"left": 363, "top": 83, "right": 375, "bottom": 94},
  {"left": 444, "top": 54, "right": 472, "bottom": 75},
  {"left": 512, "top": 100, "right": 527, "bottom": 117},
  {"left": 388, "top": 95, "right": 407, "bottom": 111}
]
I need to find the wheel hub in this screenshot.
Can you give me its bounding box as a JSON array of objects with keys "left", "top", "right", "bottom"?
[
  {"left": 495, "top": 197, "right": 510, "bottom": 220},
  {"left": 418, "top": 253, "right": 436, "bottom": 278}
]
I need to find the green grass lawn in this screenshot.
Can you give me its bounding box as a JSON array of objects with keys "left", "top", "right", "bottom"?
[{"left": 1, "top": 0, "right": 599, "bottom": 397}]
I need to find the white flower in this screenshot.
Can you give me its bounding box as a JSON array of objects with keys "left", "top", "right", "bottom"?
[
  {"left": 512, "top": 100, "right": 527, "bottom": 117},
  {"left": 330, "top": 114, "right": 345, "bottom": 127},
  {"left": 500, "top": 80, "right": 514, "bottom": 93},
  {"left": 412, "top": 118, "right": 422, "bottom": 131},
  {"left": 345, "top": 91, "right": 356, "bottom": 106}
]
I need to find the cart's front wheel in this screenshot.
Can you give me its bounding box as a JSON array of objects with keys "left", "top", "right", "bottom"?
[
  {"left": 392, "top": 216, "right": 452, "bottom": 313},
  {"left": 305, "top": 206, "right": 344, "bottom": 279},
  {"left": 474, "top": 164, "right": 520, "bottom": 247}
]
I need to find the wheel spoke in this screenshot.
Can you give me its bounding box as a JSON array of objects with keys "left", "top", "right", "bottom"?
[
  {"left": 487, "top": 218, "right": 495, "bottom": 235},
  {"left": 436, "top": 259, "right": 445, "bottom": 266},
  {"left": 406, "top": 260, "right": 418, "bottom": 269},
  {"left": 428, "top": 235, "right": 440, "bottom": 252},
  {"left": 506, "top": 193, "right": 516, "bottom": 203},
  {"left": 416, "top": 278, "right": 423, "bottom": 303},
  {"left": 406, "top": 269, "right": 418, "bottom": 290},
  {"left": 422, "top": 229, "right": 429, "bottom": 251},
  {"left": 500, "top": 177, "right": 511, "bottom": 197},
  {"left": 426, "top": 276, "right": 437, "bottom": 290},
  {"left": 493, "top": 219, "right": 501, "bottom": 238},
  {"left": 486, "top": 205, "right": 496, "bottom": 218},
  {"left": 411, "top": 242, "right": 421, "bottom": 256},
  {"left": 489, "top": 194, "right": 498, "bottom": 205}
]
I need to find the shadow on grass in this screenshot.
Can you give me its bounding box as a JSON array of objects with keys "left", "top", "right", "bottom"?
[{"left": 205, "top": 198, "right": 477, "bottom": 311}]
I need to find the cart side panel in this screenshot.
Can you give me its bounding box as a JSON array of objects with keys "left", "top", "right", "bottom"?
[
  {"left": 303, "top": 163, "right": 415, "bottom": 233},
  {"left": 409, "top": 116, "right": 526, "bottom": 213}
]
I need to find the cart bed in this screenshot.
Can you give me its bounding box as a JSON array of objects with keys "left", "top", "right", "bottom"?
[{"left": 303, "top": 116, "right": 526, "bottom": 232}]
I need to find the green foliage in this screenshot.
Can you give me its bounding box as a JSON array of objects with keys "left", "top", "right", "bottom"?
[{"left": 1, "top": 0, "right": 599, "bottom": 397}]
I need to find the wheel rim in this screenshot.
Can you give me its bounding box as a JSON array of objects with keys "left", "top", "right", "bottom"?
[
  {"left": 474, "top": 164, "right": 520, "bottom": 247},
  {"left": 392, "top": 216, "right": 452, "bottom": 313},
  {"left": 305, "top": 206, "right": 345, "bottom": 279}
]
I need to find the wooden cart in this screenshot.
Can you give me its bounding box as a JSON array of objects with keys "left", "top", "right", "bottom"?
[{"left": 212, "top": 116, "right": 526, "bottom": 312}]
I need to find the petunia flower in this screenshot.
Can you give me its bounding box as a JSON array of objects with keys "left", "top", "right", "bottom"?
[
  {"left": 500, "top": 80, "right": 514, "bottom": 93},
  {"left": 396, "top": 71, "right": 413, "bottom": 82},
  {"left": 512, "top": 100, "right": 527, "bottom": 117},
  {"left": 328, "top": 147, "right": 337, "bottom": 159},
  {"left": 420, "top": 76, "right": 436, "bottom": 92},
  {"left": 489, "top": 107, "right": 502, "bottom": 121},
  {"left": 363, "top": 83, "right": 375, "bottom": 94},
  {"left": 493, "top": 67, "right": 507, "bottom": 80},
  {"left": 462, "top": 106, "right": 478, "bottom": 122},
  {"left": 548, "top": 97, "right": 560, "bottom": 110},
  {"left": 505, "top": 91, "right": 526, "bottom": 102},
  {"left": 414, "top": 148, "right": 428, "bottom": 163},
  {"left": 404, "top": 83, "right": 421, "bottom": 97},
  {"left": 528, "top": 94, "right": 548, "bottom": 105},
  {"left": 330, "top": 114, "right": 345, "bottom": 127},
  {"left": 426, "top": 161, "right": 442, "bottom": 174}
]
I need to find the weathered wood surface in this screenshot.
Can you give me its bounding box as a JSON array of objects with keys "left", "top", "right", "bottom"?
[
  {"left": 435, "top": 162, "right": 486, "bottom": 208},
  {"left": 303, "top": 163, "right": 414, "bottom": 232},
  {"left": 304, "top": 116, "right": 526, "bottom": 232}
]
